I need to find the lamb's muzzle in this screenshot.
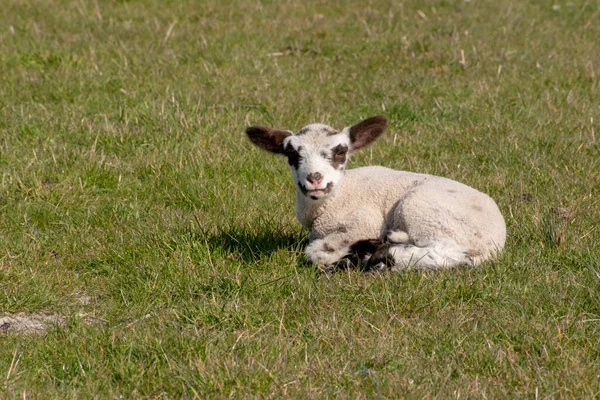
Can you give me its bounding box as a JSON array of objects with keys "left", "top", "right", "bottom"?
[{"left": 245, "top": 116, "right": 506, "bottom": 271}]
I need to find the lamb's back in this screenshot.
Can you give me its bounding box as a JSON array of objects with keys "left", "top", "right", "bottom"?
[{"left": 340, "top": 166, "right": 429, "bottom": 208}]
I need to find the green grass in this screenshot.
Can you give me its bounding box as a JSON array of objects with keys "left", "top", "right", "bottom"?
[{"left": 1, "top": 0, "right": 599, "bottom": 397}]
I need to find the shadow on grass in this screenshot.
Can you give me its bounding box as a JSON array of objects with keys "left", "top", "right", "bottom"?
[{"left": 203, "top": 224, "right": 308, "bottom": 264}]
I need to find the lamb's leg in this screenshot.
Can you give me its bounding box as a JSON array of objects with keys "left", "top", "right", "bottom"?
[
  {"left": 305, "top": 208, "right": 384, "bottom": 269},
  {"left": 304, "top": 237, "right": 352, "bottom": 267},
  {"left": 366, "top": 235, "right": 474, "bottom": 271},
  {"left": 304, "top": 237, "right": 383, "bottom": 270},
  {"left": 385, "top": 182, "right": 505, "bottom": 268}
]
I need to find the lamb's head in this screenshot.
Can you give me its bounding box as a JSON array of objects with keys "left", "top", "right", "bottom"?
[{"left": 246, "top": 116, "right": 387, "bottom": 201}]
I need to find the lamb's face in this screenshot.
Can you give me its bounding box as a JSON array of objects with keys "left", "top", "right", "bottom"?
[
  {"left": 246, "top": 115, "right": 387, "bottom": 201},
  {"left": 282, "top": 124, "right": 351, "bottom": 201}
]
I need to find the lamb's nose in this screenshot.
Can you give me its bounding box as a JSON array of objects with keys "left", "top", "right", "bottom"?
[{"left": 306, "top": 172, "right": 323, "bottom": 185}]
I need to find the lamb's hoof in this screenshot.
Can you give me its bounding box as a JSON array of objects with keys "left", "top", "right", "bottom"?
[
  {"left": 363, "top": 243, "right": 395, "bottom": 272},
  {"left": 336, "top": 254, "right": 362, "bottom": 270},
  {"left": 318, "top": 258, "right": 354, "bottom": 273},
  {"left": 443, "top": 250, "right": 475, "bottom": 267},
  {"left": 462, "top": 253, "right": 475, "bottom": 267},
  {"left": 367, "top": 261, "right": 388, "bottom": 272},
  {"left": 333, "top": 258, "right": 354, "bottom": 270},
  {"left": 317, "top": 263, "right": 338, "bottom": 273}
]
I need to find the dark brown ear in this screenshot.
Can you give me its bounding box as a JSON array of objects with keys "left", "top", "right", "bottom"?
[
  {"left": 348, "top": 116, "right": 387, "bottom": 151},
  {"left": 246, "top": 126, "right": 292, "bottom": 154}
]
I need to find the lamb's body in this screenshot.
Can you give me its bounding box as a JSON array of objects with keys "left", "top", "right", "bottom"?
[
  {"left": 300, "top": 166, "right": 506, "bottom": 269},
  {"left": 246, "top": 116, "right": 506, "bottom": 271}
]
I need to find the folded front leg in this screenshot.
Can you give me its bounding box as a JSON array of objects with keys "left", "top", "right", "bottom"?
[
  {"left": 304, "top": 208, "right": 384, "bottom": 269},
  {"left": 304, "top": 236, "right": 353, "bottom": 266}
]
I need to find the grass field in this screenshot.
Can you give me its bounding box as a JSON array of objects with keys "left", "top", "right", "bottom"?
[{"left": 1, "top": 0, "right": 599, "bottom": 397}]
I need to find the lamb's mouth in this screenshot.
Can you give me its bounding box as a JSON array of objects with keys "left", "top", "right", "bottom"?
[{"left": 299, "top": 182, "right": 334, "bottom": 200}]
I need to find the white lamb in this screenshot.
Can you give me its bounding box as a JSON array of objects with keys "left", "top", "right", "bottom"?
[{"left": 246, "top": 116, "right": 506, "bottom": 271}]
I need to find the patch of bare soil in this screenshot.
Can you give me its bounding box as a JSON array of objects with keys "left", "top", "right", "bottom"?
[
  {"left": 0, "top": 313, "right": 66, "bottom": 334},
  {"left": 0, "top": 312, "right": 106, "bottom": 335}
]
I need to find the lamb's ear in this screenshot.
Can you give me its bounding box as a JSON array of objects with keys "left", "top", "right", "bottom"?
[
  {"left": 246, "top": 126, "right": 292, "bottom": 154},
  {"left": 347, "top": 116, "right": 387, "bottom": 151}
]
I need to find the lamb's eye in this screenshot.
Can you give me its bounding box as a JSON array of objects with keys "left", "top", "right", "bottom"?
[
  {"left": 331, "top": 144, "right": 348, "bottom": 156},
  {"left": 332, "top": 152, "right": 345, "bottom": 163},
  {"left": 330, "top": 144, "right": 348, "bottom": 168}
]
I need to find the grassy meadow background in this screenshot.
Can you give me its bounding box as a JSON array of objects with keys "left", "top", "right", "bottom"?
[{"left": 1, "top": 0, "right": 599, "bottom": 397}]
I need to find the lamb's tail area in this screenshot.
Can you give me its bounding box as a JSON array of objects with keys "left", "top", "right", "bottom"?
[{"left": 384, "top": 235, "right": 474, "bottom": 270}]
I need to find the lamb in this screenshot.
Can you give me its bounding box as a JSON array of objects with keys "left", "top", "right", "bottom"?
[{"left": 246, "top": 116, "right": 506, "bottom": 271}]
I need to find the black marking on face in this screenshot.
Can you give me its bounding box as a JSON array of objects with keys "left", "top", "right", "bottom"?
[
  {"left": 330, "top": 144, "right": 348, "bottom": 169},
  {"left": 285, "top": 143, "right": 302, "bottom": 169},
  {"left": 296, "top": 127, "right": 310, "bottom": 136},
  {"left": 298, "top": 182, "right": 308, "bottom": 195}
]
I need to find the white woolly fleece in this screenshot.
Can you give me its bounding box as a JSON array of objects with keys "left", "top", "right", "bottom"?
[{"left": 301, "top": 166, "right": 506, "bottom": 269}]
